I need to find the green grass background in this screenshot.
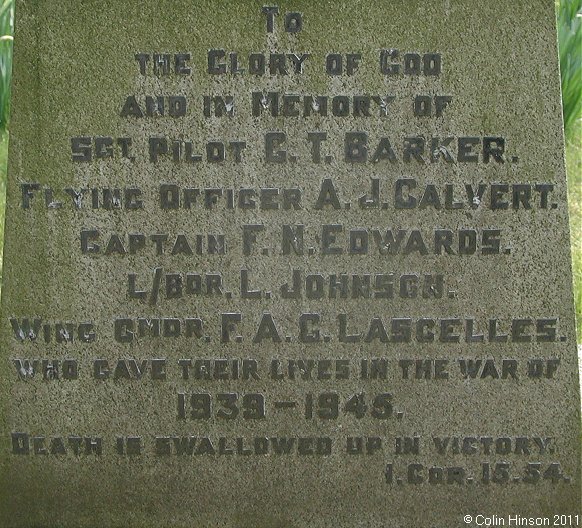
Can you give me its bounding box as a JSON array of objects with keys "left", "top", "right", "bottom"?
[
  {"left": 0, "top": 0, "right": 579, "bottom": 338},
  {"left": 560, "top": 0, "right": 582, "bottom": 342}
]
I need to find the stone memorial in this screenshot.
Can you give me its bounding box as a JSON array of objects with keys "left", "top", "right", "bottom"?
[{"left": 0, "top": 0, "right": 580, "bottom": 526}]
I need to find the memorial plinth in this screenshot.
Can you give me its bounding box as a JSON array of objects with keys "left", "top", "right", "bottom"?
[{"left": 0, "top": 1, "right": 579, "bottom": 526}]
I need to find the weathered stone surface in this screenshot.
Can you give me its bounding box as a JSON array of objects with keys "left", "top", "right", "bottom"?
[{"left": 0, "top": 1, "right": 579, "bottom": 526}]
